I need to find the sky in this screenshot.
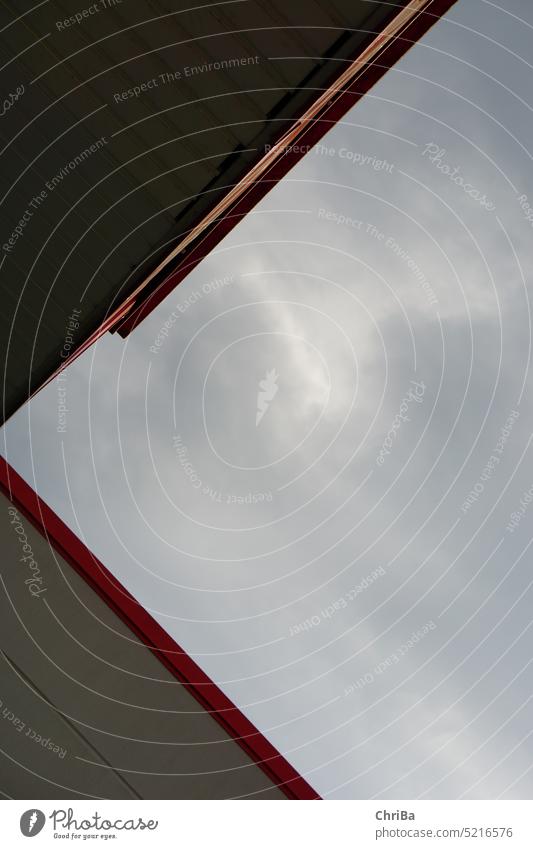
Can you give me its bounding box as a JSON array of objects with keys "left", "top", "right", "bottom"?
[{"left": 3, "top": 0, "right": 533, "bottom": 799}]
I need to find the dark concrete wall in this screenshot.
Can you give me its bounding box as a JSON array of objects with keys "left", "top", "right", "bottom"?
[{"left": 0, "top": 0, "right": 401, "bottom": 422}]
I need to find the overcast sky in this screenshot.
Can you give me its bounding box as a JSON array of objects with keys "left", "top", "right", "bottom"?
[{"left": 3, "top": 0, "right": 533, "bottom": 799}]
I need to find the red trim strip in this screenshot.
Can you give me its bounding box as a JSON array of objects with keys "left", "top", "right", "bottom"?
[
  {"left": 115, "top": 0, "right": 457, "bottom": 337},
  {"left": 0, "top": 457, "right": 320, "bottom": 800}
]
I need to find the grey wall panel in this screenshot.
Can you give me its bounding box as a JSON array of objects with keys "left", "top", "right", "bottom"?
[{"left": 0, "top": 491, "right": 285, "bottom": 798}]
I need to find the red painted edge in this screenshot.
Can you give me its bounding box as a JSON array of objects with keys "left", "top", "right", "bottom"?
[
  {"left": 0, "top": 456, "right": 320, "bottom": 800},
  {"left": 115, "top": 0, "right": 458, "bottom": 337}
]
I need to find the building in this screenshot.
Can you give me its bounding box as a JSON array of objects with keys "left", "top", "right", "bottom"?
[{"left": 0, "top": 0, "right": 456, "bottom": 798}]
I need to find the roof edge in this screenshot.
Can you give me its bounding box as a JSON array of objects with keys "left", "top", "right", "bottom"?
[{"left": 114, "top": 0, "right": 458, "bottom": 337}]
